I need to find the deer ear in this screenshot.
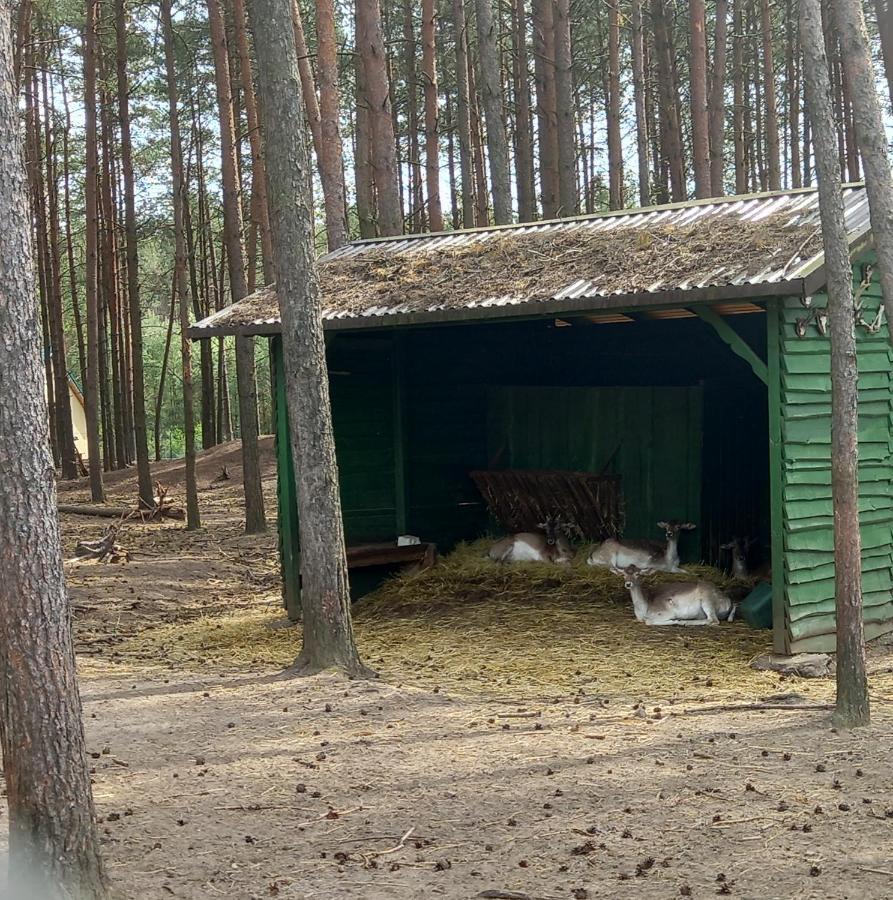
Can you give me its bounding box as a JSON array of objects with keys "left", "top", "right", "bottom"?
[
  {"left": 656, "top": 521, "right": 669, "bottom": 529},
  {"left": 536, "top": 522, "right": 547, "bottom": 530},
  {"left": 682, "top": 522, "right": 696, "bottom": 530},
  {"left": 720, "top": 541, "right": 732, "bottom": 549}
]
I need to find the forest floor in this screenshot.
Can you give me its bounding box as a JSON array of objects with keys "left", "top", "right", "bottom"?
[{"left": 7, "top": 442, "right": 893, "bottom": 899}]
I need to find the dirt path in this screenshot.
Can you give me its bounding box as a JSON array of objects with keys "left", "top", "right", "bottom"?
[{"left": 2, "top": 443, "right": 891, "bottom": 898}]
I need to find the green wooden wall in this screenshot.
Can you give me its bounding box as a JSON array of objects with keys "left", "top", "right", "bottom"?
[
  {"left": 487, "top": 385, "right": 702, "bottom": 544},
  {"left": 773, "top": 255, "right": 893, "bottom": 653}
]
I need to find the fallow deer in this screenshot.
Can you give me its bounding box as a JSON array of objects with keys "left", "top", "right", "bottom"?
[
  {"left": 612, "top": 566, "right": 736, "bottom": 626},
  {"left": 488, "top": 516, "right": 574, "bottom": 565},
  {"left": 587, "top": 520, "right": 696, "bottom": 573}
]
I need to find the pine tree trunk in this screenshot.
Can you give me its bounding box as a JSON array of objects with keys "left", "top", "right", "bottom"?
[
  {"left": 689, "top": 0, "right": 710, "bottom": 197},
  {"left": 473, "top": 0, "right": 512, "bottom": 223},
  {"left": 532, "top": 0, "right": 559, "bottom": 217},
  {"left": 553, "top": 0, "right": 576, "bottom": 215},
  {"left": 760, "top": 0, "right": 781, "bottom": 189},
  {"left": 874, "top": 0, "right": 893, "bottom": 110},
  {"left": 83, "top": 0, "right": 105, "bottom": 500},
  {"left": 732, "top": 0, "right": 747, "bottom": 193},
  {"left": 162, "top": 0, "right": 200, "bottom": 530},
  {"left": 422, "top": 0, "right": 443, "bottom": 231},
  {"left": 208, "top": 0, "right": 266, "bottom": 533},
  {"left": 631, "top": 0, "right": 650, "bottom": 206},
  {"left": 652, "top": 0, "right": 686, "bottom": 200},
  {"left": 833, "top": 0, "right": 893, "bottom": 342},
  {"left": 357, "top": 0, "right": 403, "bottom": 235},
  {"left": 787, "top": 3, "right": 802, "bottom": 188},
  {"left": 452, "top": 0, "right": 476, "bottom": 227},
  {"left": 606, "top": 0, "right": 623, "bottom": 209},
  {"left": 510, "top": 0, "right": 535, "bottom": 221},
  {"left": 403, "top": 0, "right": 423, "bottom": 232},
  {"left": 354, "top": 30, "right": 377, "bottom": 238},
  {"left": 314, "top": 0, "right": 349, "bottom": 248},
  {"left": 249, "top": 0, "right": 372, "bottom": 677},
  {"left": 0, "top": 5, "right": 110, "bottom": 890},
  {"left": 708, "top": 0, "right": 729, "bottom": 196},
  {"left": 289, "top": 0, "right": 323, "bottom": 154},
  {"left": 800, "top": 0, "right": 870, "bottom": 729}
]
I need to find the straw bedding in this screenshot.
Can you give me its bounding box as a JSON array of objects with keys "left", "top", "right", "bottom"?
[{"left": 118, "top": 540, "right": 818, "bottom": 702}]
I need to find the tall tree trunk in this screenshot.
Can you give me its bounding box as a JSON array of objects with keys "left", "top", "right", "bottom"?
[
  {"left": 631, "top": 0, "right": 650, "bottom": 205},
  {"left": 833, "top": 0, "right": 893, "bottom": 341},
  {"left": 510, "top": 0, "right": 535, "bottom": 220},
  {"left": 403, "top": 0, "right": 423, "bottom": 232},
  {"left": 232, "top": 0, "right": 276, "bottom": 271},
  {"left": 357, "top": 0, "right": 403, "bottom": 235},
  {"left": 875, "top": 0, "right": 893, "bottom": 109},
  {"left": 474, "top": 0, "right": 513, "bottom": 222},
  {"left": 208, "top": 0, "right": 267, "bottom": 533},
  {"left": 689, "top": 0, "right": 710, "bottom": 197},
  {"left": 354, "top": 28, "right": 377, "bottom": 238},
  {"left": 787, "top": 2, "right": 802, "bottom": 188},
  {"left": 652, "top": 0, "right": 686, "bottom": 200},
  {"left": 452, "top": 0, "right": 476, "bottom": 226},
  {"left": 760, "top": 0, "right": 781, "bottom": 189},
  {"left": 422, "top": 0, "right": 443, "bottom": 231},
  {"left": 800, "top": 0, "right": 870, "bottom": 729},
  {"left": 0, "top": 5, "right": 109, "bottom": 891},
  {"left": 532, "top": 0, "right": 558, "bottom": 216},
  {"left": 250, "top": 0, "right": 371, "bottom": 677},
  {"left": 468, "top": 54, "right": 491, "bottom": 224},
  {"left": 290, "top": 0, "right": 323, "bottom": 153},
  {"left": 606, "top": 0, "right": 623, "bottom": 209},
  {"left": 553, "top": 0, "right": 575, "bottom": 215},
  {"left": 83, "top": 0, "right": 105, "bottom": 500},
  {"left": 708, "top": 0, "right": 729, "bottom": 196},
  {"left": 162, "top": 0, "right": 200, "bottom": 530},
  {"left": 314, "top": 0, "right": 349, "bottom": 249}
]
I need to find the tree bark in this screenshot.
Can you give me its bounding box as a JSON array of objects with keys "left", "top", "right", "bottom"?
[
  {"left": 606, "top": 0, "right": 623, "bottom": 209},
  {"left": 357, "top": 0, "right": 403, "bottom": 235},
  {"left": 162, "top": 0, "right": 200, "bottom": 530},
  {"left": 289, "top": 0, "right": 323, "bottom": 154},
  {"left": 875, "top": 0, "right": 893, "bottom": 110},
  {"left": 249, "top": 0, "right": 372, "bottom": 677},
  {"left": 115, "top": 0, "right": 153, "bottom": 507},
  {"left": 474, "top": 0, "right": 513, "bottom": 223},
  {"left": 833, "top": 0, "right": 893, "bottom": 344},
  {"left": 354, "top": 23, "right": 377, "bottom": 238},
  {"left": 421, "top": 0, "right": 443, "bottom": 231},
  {"left": 532, "top": 0, "right": 558, "bottom": 217},
  {"left": 315, "top": 0, "right": 349, "bottom": 249},
  {"left": 403, "top": 0, "right": 423, "bottom": 232},
  {"left": 652, "top": 0, "right": 685, "bottom": 201},
  {"left": 208, "top": 0, "right": 267, "bottom": 534},
  {"left": 689, "top": 0, "right": 710, "bottom": 197},
  {"left": 800, "top": 0, "right": 870, "bottom": 729},
  {"left": 82, "top": 0, "right": 105, "bottom": 501},
  {"left": 631, "top": 0, "right": 650, "bottom": 206},
  {"left": 708, "top": 0, "right": 729, "bottom": 196},
  {"left": 0, "top": 4, "right": 110, "bottom": 891},
  {"left": 761, "top": 0, "right": 781, "bottom": 189},
  {"left": 510, "top": 0, "right": 535, "bottom": 221},
  {"left": 452, "top": 0, "right": 476, "bottom": 227},
  {"left": 553, "top": 0, "right": 575, "bottom": 215}
]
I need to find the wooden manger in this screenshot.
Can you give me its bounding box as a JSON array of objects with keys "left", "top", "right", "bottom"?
[{"left": 470, "top": 469, "right": 624, "bottom": 542}]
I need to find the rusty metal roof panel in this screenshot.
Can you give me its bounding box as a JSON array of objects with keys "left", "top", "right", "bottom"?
[{"left": 188, "top": 185, "right": 873, "bottom": 337}]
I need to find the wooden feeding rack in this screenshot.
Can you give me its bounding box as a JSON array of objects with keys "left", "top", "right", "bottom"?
[{"left": 470, "top": 469, "right": 624, "bottom": 542}]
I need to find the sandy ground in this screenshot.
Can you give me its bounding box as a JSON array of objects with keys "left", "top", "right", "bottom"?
[{"left": 2, "top": 441, "right": 891, "bottom": 899}]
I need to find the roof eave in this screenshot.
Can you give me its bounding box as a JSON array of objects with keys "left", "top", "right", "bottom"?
[{"left": 187, "top": 277, "right": 809, "bottom": 340}]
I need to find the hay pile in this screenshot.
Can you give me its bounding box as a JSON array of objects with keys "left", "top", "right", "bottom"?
[{"left": 118, "top": 540, "right": 811, "bottom": 703}]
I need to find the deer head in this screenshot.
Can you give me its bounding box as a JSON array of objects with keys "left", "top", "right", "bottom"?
[{"left": 656, "top": 520, "right": 697, "bottom": 541}]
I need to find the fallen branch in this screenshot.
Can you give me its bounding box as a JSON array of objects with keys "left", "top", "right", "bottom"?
[
  {"left": 673, "top": 701, "right": 833, "bottom": 717},
  {"left": 58, "top": 481, "right": 185, "bottom": 522},
  {"left": 74, "top": 526, "right": 130, "bottom": 563}
]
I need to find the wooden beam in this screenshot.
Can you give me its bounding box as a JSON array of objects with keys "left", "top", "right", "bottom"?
[
  {"left": 692, "top": 305, "right": 769, "bottom": 384},
  {"left": 766, "top": 300, "right": 789, "bottom": 654}
]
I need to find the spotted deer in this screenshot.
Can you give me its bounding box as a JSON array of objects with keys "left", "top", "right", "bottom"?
[
  {"left": 587, "top": 521, "right": 696, "bottom": 573},
  {"left": 612, "top": 566, "right": 736, "bottom": 626},
  {"left": 488, "top": 516, "right": 574, "bottom": 565}
]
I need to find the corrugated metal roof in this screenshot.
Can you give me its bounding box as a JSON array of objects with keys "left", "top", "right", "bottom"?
[{"left": 188, "top": 185, "right": 872, "bottom": 338}]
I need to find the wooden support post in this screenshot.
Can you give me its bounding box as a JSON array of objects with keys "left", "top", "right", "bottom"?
[
  {"left": 272, "top": 336, "right": 302, "bottom": 620},
  {"left": 692, "top": 305, "right": 770, "bottom": 384},
  {"left": 392, "top": 331, "right": 408, "bottom": 534},
  {"left": 766, "top": 299, "right": 789, "bottom": 653}
]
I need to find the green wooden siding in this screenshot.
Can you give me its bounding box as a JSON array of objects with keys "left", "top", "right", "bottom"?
[
  {"left": 487, "top": 385, "right": 702, "bottom": 547},
  {"left": 775, "top": 255, "right": 893, "bottom": 652}
]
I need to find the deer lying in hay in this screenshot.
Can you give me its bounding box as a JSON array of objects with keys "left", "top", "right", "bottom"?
[
  {"left": 587, "top": 520, "right": 695, "bottom": 573},
  {"left": 612, "top": 565, "right": 736, "bottom": 626},
  {"left": 488, "top": 516, "right": 574, "bottom": 565}
]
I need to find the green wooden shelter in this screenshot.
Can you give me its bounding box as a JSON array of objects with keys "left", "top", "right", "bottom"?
[{"left": 189, "top": 186, "right": 893, "bottom": 655}]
